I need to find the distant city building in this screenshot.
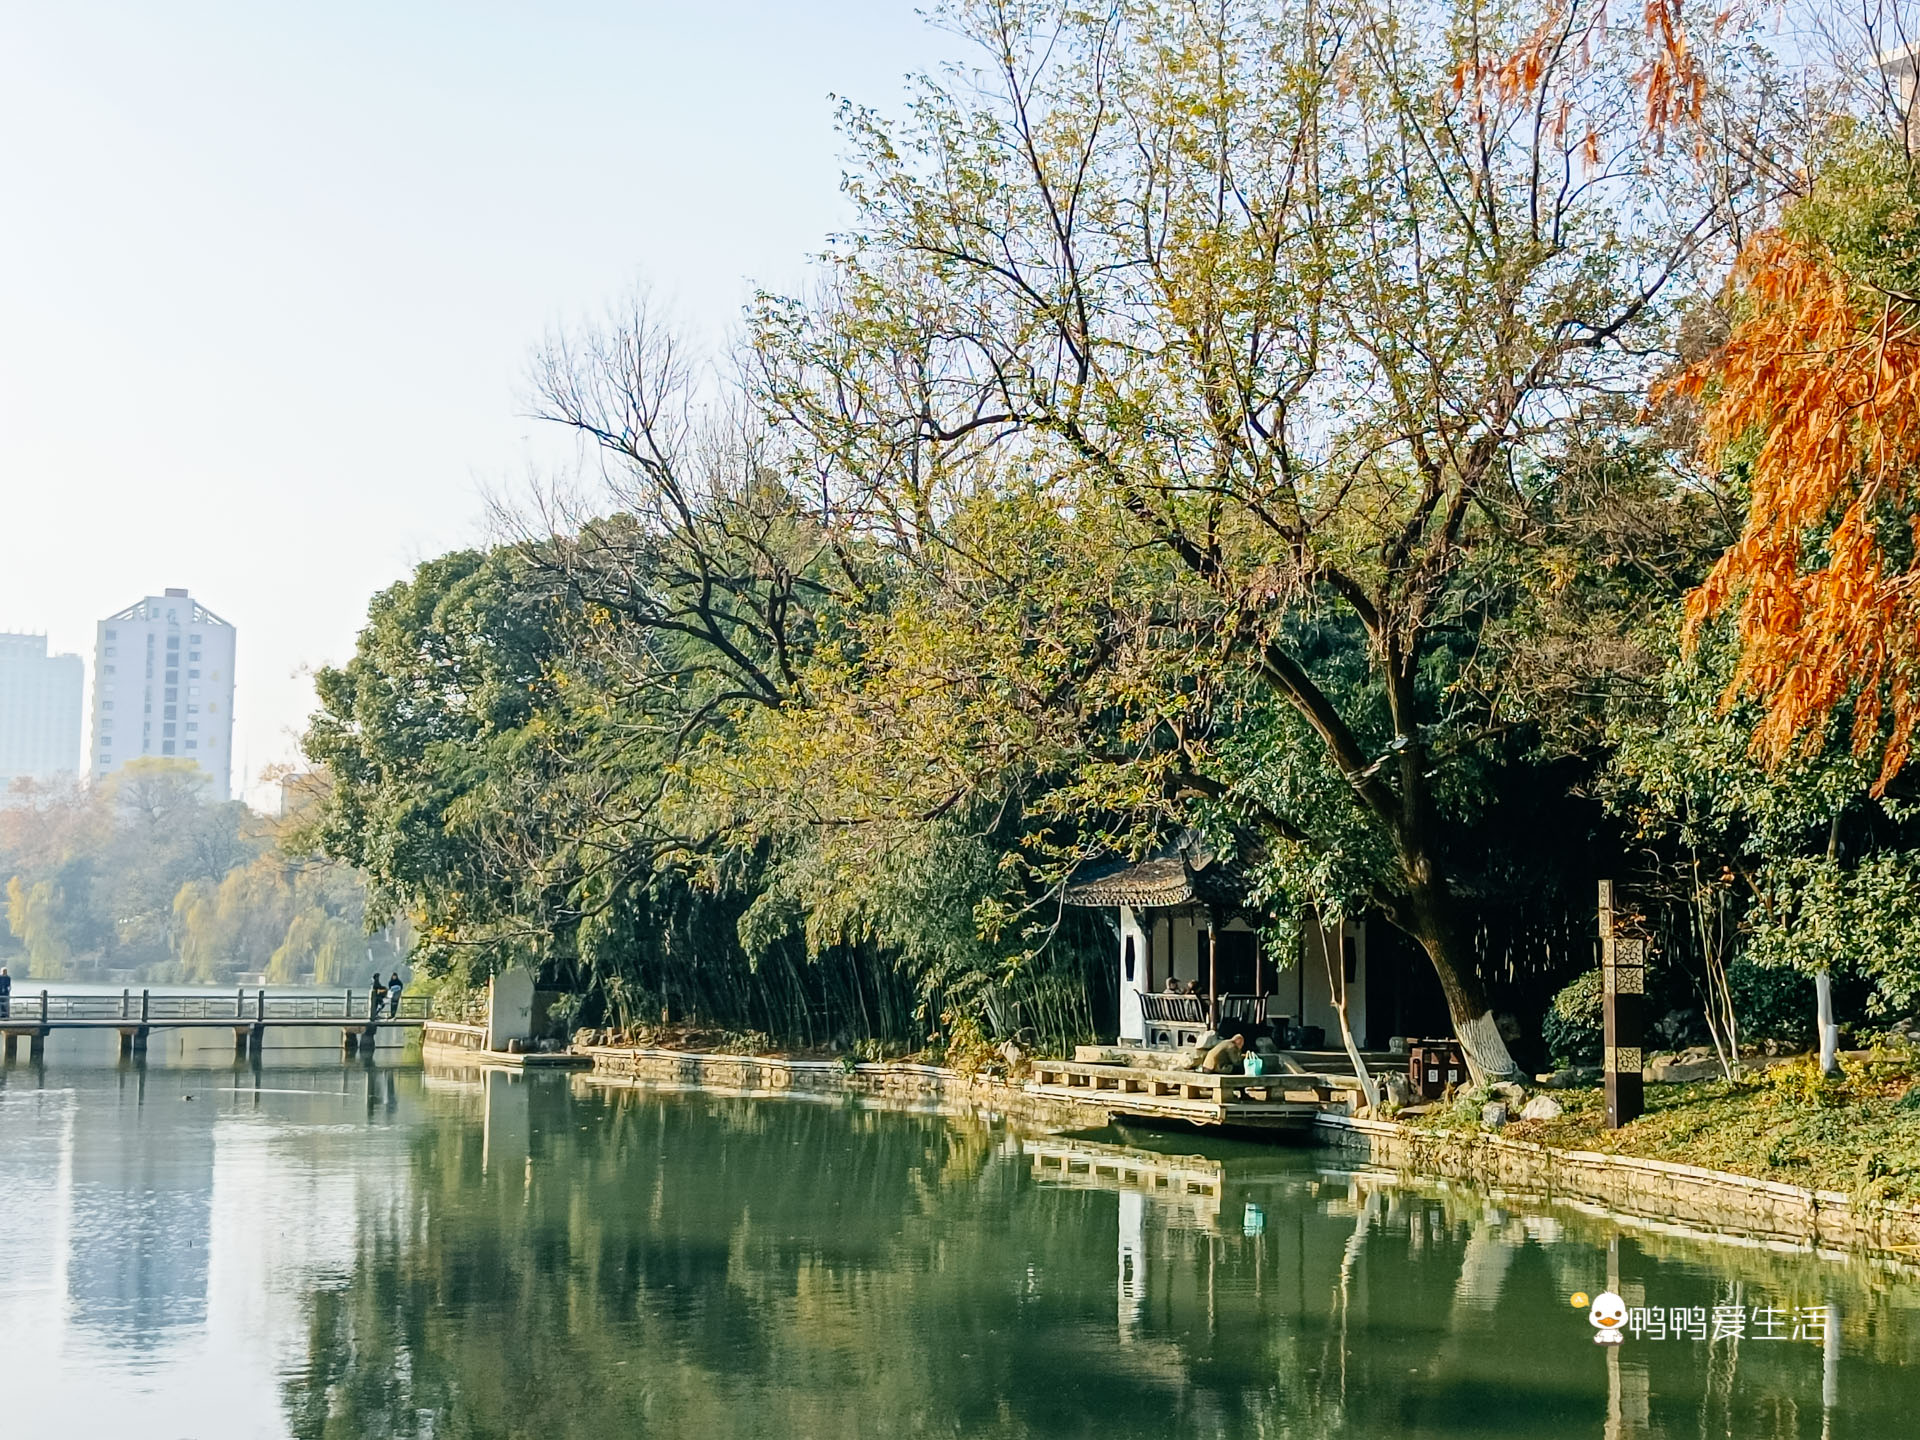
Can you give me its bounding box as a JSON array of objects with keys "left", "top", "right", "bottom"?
[
  {"left": 276, "top": 767, "right": 330, "bottom": 819},
  {"left": 91, "top": 588, "right": 236, "bottom": 799},
  {"left": 0, "top": 632, "right": 85, "bottom": 787}
]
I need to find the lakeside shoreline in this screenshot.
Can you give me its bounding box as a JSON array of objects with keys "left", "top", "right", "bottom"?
[{"left": 445, "top": 1033, "right": 1920, "bottom": 1266}]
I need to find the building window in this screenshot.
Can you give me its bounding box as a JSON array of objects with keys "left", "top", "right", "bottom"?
[
  {"left": 187, "top": 669, "right": 199, "bottom": 679},
  {"left": 188, "top": 687, "right": 199, "bottom": 698},
  {"left": 167, "top": 635, "right": 179, "bottom": 649},
  {"left": 184, "top": 740, "right": 198, "bottom": 750},
  {"left": 188, "top": 650, "right": 200, "bottom": 661},
  {"left": 102, "top": 701, "right": 113, "bottom": 711},
  {"left": 103, "top": 665, "right": 114, "bottom": 676},
  {"left": 163, "top": 705, "right": 176, "bottom": 719},
  {"left": 101, "top": 720, "right": 113, "bottom": 731},
  {"left": 162, "top": 740, "right": 174, "bottom": 754},
  {"left": 105, "top": 629, "right": 117, "bottom": 640},
  {"left": 1123, "top": 934, "right": 1136, "bottom": 983},
  {"left": 189, "top": 633, "right": 200, "bottom": 644},
  {"left": 164, "top": 688, "right": 177, "bottom": 701},
  {"left": 163, "top": 723, "right": 176, "bottom": 737},
  {"left": 187, "top": 704, "right": 199, "bottom": 714},
  {"left": 185, "top": 722, "right": 198, "bottom": 732},
  {"left": 104, "top": 646, "right": 116, "bottom": 657},
  {"left": 165, "top": 671, "right": 178, "bottom": 684}
]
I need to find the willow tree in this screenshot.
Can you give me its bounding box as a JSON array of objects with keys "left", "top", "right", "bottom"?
[{"left": 752, "top": 0, "right": 1774, "bottom": 1080}]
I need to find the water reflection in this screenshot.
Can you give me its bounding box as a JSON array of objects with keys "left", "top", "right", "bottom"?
[
  {"left": 2, "top": 1060, "right": 1918, "bottom": 1439},
  {"left": 66, "top": 1070, "right": 213, "bottom": 1349}
]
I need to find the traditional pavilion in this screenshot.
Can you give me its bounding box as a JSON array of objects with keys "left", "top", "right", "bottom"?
[{"left": 1064, "top": 844, "right": 1409, "bottom": 1052}]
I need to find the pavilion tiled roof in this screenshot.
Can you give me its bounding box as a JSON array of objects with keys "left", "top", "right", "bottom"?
[{"left": 1063, "top": 848, "right": 1250, "bottom": 910}]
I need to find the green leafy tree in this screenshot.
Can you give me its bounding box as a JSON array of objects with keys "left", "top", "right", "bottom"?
[{"left": 747, "top": 0, "right": 1777, "bottom": 1079}]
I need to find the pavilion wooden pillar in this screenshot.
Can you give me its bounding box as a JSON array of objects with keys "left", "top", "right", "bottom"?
[
  {"left": 1206, "top": 915, "right": 1219, "bottom": 1033},
  {"left": 1598, "top": 880, "right": 1645, "bottom": 1129},
  {"left": 1252, "top": 933, "right": 1264, "bottom": 1027}
]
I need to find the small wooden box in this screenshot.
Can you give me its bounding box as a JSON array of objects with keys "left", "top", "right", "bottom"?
[{"left": 1407, "top": 1040, "right": 1465, "bottom": 1099}]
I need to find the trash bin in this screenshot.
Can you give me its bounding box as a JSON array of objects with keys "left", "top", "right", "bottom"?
[{"left": 1407, "top": 1039, "right": 1466, "bottom": 1099}]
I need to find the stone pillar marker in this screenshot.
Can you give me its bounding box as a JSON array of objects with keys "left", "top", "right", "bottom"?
[
  {"left": 487, "top": 969, "right": 536, "bottom": 1053},
  {"left": 1598, "top": 880, "right": 1645, "bottom": 1129}
]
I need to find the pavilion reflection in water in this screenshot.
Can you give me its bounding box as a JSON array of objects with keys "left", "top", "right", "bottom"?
[{"left": 1020, "top": 1132, "right": 1851, "bottom": 1440}]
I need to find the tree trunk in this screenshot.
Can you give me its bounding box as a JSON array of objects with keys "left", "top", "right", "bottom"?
[
  {"left": 1816, "top": 970, "right": 1839, "bottom": 1077},
  {"left": 1401, "top": 866, "right": 1524, "bottom": 1086},
  {"left": 1317, "top": 917, "right": 1377, "bottom": 1107}
]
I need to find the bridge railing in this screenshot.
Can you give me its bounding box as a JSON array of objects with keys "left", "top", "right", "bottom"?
[{"left": 0, "top": 990, "right": 434, "bottom": 1023}]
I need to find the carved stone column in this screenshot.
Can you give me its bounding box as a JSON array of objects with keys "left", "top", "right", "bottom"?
[{"left": 1598, "top": 880, "right": 1645, "bottom": 1129}]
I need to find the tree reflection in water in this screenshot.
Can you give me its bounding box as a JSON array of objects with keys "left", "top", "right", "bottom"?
[{"left": 279, "top": 1074, "right": 1920, "bottom": 1440}]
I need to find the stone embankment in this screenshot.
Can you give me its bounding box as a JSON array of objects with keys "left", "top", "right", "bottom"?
[
  {"left": 578, "top": 1044, "right": 1091, "bottom": 1128},
  {"left": 1315, "top": 1113, "right": 1920, "bottom": 1257}
]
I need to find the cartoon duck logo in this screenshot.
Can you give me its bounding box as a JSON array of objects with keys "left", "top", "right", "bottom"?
[{"left": 1587, "top": 1290, "right": 1628, "bottom": 1345}]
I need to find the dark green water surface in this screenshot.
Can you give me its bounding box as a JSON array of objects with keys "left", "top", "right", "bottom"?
[{"left": 2, "top": 1055, "right": 1918, "bottom": 1438}]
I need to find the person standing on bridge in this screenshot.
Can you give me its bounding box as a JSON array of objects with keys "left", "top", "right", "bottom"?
[
  {"left": 386, "top": 971, "right": 404, "bottom": 1019},
  {"left": 0, "top": 965, "right": 10, "bottom": 1019}
]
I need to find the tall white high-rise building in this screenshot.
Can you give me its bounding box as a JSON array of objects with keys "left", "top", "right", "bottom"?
[
  {"left": 0, "top": 633, "right": 84, "bottom": 787},
  {"left": 91, "top": 589, "right": 236, "bottom": 799}
]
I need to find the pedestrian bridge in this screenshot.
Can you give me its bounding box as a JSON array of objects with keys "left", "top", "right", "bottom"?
[{"left": 0, "top": 988, "right": 433, "bottom": 1061}]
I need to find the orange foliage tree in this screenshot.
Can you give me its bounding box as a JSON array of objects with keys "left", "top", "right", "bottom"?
[{"left": 1678, "top": 223, "right": 1920, "bottom": 789}]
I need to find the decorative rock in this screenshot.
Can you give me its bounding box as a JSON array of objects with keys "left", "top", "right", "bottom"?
[
  {"left": 1520, "top": 1094, "right": 1563, "bottom": 1121},
  {"left": 1480, "top": 1101, "right": 1510, "bottom": 1130},
  {"left": 1489, "top": 1081, "right": 1527, "bottom": 1106},
  {"left": 1648, "top": 1057, "right": 1722, "bottom": 1084},
  {"left": 1537, "top": 1066, "right": 1601, "bottom": 1089}
]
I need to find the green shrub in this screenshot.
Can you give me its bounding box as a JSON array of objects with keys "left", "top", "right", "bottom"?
[
  {"left": 1543, "top": 970, "right": 1604, "bottom": 1067},
  {"left": 1728, "top": 959, "right": 1814, "bottom": 1050}
]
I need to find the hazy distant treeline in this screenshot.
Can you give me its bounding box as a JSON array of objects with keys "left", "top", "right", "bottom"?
[{"left": 1, "top": 758, "right": 402, "bottom": 985}]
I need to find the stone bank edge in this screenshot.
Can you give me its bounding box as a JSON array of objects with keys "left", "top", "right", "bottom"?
[
  {"left": 481, "top": 1041, "right": 1920, "bottom": 1261},
  {"left": 1317, "top": 1113, "right": 1920, "bottom": 1258},
  {"left": 574, "top": 1043, "right": 1091, "bottom": 1129}
]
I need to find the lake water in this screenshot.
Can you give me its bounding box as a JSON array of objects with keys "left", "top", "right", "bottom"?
[{"left": 2, "top": 1048, "right": 1917, "bottom": 1439}]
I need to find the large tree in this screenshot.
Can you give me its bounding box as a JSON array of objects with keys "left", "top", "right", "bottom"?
[{"left": 750, "top": 0, "right": 1776, "bottom": 1079}]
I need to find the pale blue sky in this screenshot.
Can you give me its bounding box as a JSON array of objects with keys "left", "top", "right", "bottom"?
[{"left": 0, "top": 0, "right": 947, "bottom": 802}]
